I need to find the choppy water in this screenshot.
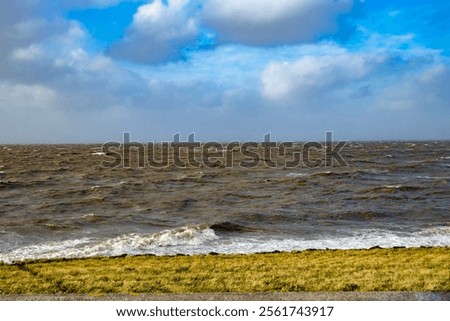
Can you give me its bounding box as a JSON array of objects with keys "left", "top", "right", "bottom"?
[{"left": 0, "top": 142, "right": 449, "bottom": 263}]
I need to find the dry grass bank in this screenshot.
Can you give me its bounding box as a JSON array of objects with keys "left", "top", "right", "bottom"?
[{"left": 0, "top": 247, "right": 448, "bottom": 295}]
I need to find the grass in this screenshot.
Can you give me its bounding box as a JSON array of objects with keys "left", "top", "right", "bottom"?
[{"left": 0, "top": 247, "right": 448, "bottom": 295}]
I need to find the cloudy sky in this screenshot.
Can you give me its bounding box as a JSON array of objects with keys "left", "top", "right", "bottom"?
[{"left": 1, "top": 0, "right": 449, "bottom": 143}]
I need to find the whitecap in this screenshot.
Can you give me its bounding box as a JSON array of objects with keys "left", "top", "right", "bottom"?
[{"left": 1, "top": 226, "right": 448, "bottom": 264}]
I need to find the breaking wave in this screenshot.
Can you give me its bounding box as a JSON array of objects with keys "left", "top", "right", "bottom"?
[
  {"left": 0, "top": 225, "right": 219, "bottom": 264},
  {"left": 0, "top": 225, "right": 449, "bottom": 264}
]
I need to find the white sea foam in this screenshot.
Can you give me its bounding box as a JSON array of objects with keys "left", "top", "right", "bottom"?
[
  {"left": 0, "top": 226, "right": 449, "bottom": 264},
  {"left": 0, "top": 225, "right": 219, "bottom": 264},
  {"left": 384, "top": 185, "right": 402, "bottom": 189},
  {"left": 287, "top": 173, "right": 309, "bottom": 178},
  {"left": 0, "top": 231, "right": 25, "bottom": 252}
]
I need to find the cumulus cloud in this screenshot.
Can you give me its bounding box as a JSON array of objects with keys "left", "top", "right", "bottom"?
[
  {"left": 105, "top": 0, "right": 356, "bottom": 63},
  {"left": 0, "top": 0, "right": 89, "bottom": 84},
  {"left": 11, "top": 44, "right": 44, "bottom": 62},
  {"left": 260, "top": 43, "right": 389, "bottom": 111},
  {"left": 262, "top": 48, "right": 377, "bottom": 102},
  {"left": 260, "top": 41, "right": 450, "bottom": 112},
  {"left": 203, "top": 0, "right": 354, "bottom": 45},
  {"left": 0, "top": 1, "right": 247, "bottom": 141},
  {"left": 109, "top": 0, "right": 200, "bottom": 64}
]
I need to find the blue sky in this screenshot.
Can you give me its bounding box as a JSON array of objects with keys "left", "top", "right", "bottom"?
[{"left": 0, "top": 0, "right": 449, "bottom": 143}]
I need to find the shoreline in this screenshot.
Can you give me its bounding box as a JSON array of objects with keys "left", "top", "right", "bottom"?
[
  {"left": 1, "top": 247, "right": 448, "bottom": 296},
  {"left": 1, "top": 245, "right": 445, "bottom": 265}
]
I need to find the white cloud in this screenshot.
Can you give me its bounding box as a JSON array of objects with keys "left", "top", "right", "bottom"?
[
  {"left": 109, "top": 0, "right": 200, "bottom": 64},
  {"left": 261, "top": 47, "right": 378, "bottom": 102},
  {"left": 203, "top": 0, "right": 353, "bottom": 45},
  {"left": 133, "top": 0, "right": 197, "bottom": 38},
  {"left": 376, "top": 64, "right": 450, "bottom": 111},
  {"left": 260, "top": 41, "right": 450, "bottom": 112},
  {"left": 0, "top": 81, "right": 57, "bottom": 110},
  {"left": 11, "top": 44, "right": 44, "bottom": 61}
]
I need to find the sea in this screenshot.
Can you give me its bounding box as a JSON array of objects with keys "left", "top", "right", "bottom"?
[{"left": 0, "top": 141, "right": 449, "bottom": 263}]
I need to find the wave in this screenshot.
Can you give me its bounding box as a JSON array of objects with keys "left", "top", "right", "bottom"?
[
  {"left": 286, "top": 173, "right": 310, "bottom": 178},
  {"left": 1, "top": 226, "right": 449, "bottom": 264},
  {"left": 0, "top": 225, "right": 219, "bottom": 264}
]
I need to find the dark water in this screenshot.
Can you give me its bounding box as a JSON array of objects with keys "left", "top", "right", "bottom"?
[{"left": 0, "top": 142, "right": 449, "bottom": 263}]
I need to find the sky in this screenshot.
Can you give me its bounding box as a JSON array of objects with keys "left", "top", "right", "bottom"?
[{"left": 1, "top": 0, "right": 449, "bottom": 143}]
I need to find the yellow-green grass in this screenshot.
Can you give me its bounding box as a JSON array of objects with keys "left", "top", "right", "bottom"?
[{"left": 0, "top": 247, "right": 448, "bottom": 295}]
